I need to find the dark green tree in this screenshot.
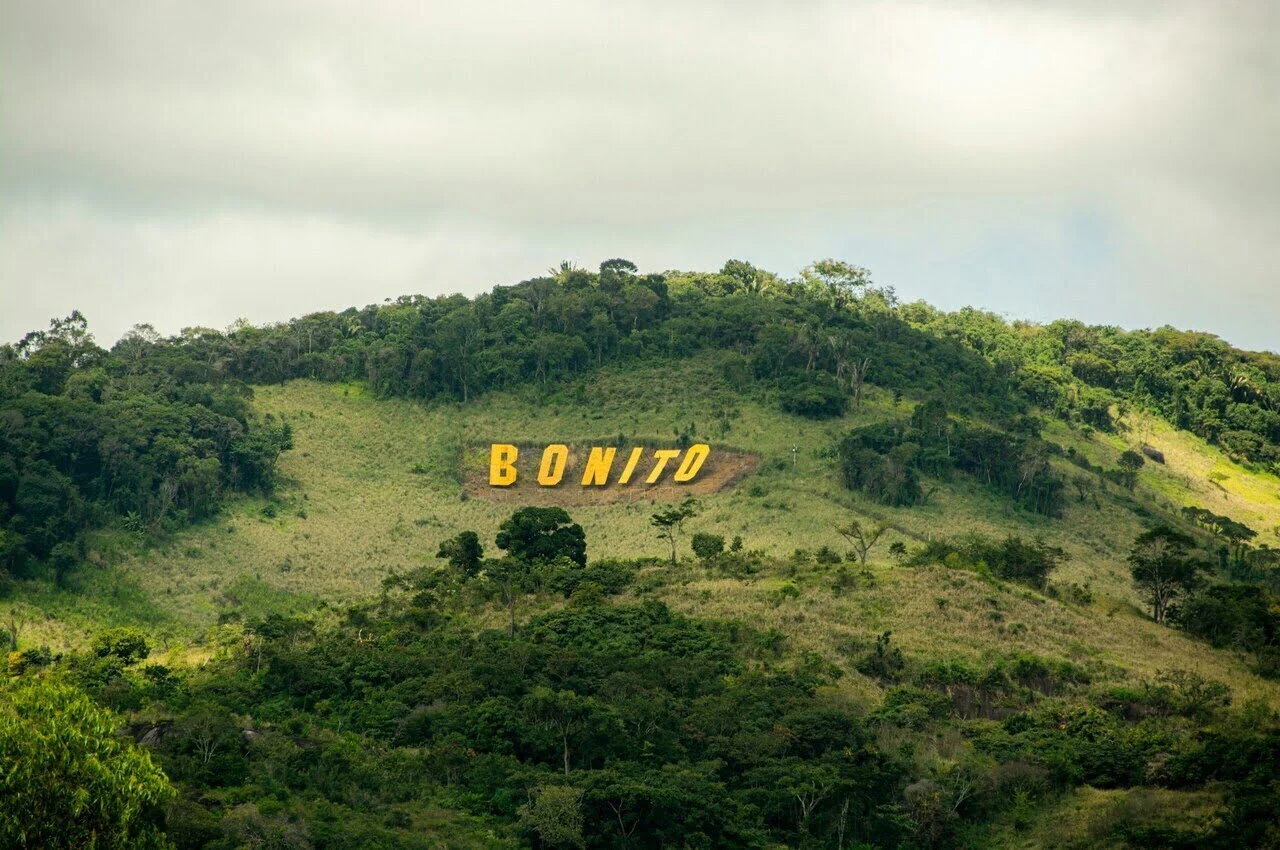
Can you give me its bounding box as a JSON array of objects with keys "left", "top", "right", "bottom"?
[
  {"left": 1117, "top": 449, "right": 1146, "bottom": 491},
  {"left": 436, "top": 530, "right": 484, "bottom": 580},
  {"left": 496, "top": 507, "right": 587, "bottom": 567},
  {"left": 691, "top": 532, "right": 725, "bottom": 564},
  {"left": 1129, "top": 525, "right": 1201, "bottom": 623},
  {"left": 485, "top": 556, "right": 537, "bottom": 636},
  {"left": 90, "top": 627, "right": 150, "bottom": 664}
]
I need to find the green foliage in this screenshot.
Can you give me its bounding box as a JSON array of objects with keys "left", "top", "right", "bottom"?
[
  {"left": 778, "top": 370, "right": 848, "bottom": 419},
  {"left": 541, "top": 557, "right": 639, "bottom": 598},
  {"left": 8, "top": 262, "right": 1280, "bottom": 848},
  {"left": 518, "top": 784, "right": 585, "bottom": 847},
  {"left": 690, "top": 532, "right": 725, "bottom": 563},
  {"left": 1170, "top": 583, "right": 1280, "bottom": 665},
  {"left": 909, "top": 534, "right": 1066, "bottom": 590},
  {"left": 1129, "top": 525, "right": 1203, "bottom": 623},
  {"left": 0, "top": 314, "right": 292, "bottom": 585},
  {"left": 0, "top": 677, "right": 173, "bottom": 849},
  {"left": 838, "top": 402, "right": 1066, "bottom": 516},
  {"left": 91, "top": 626, "right": 150, "bottom": 664},
  {"left": 496, "top": 507, "right": 587, "bottom": 567},
  {"left": 437, "top": 530, "right": 485, "bottom": 580},
  {"left": 1118, "top": 449, "right": 1146, "bottom": 491},
  {"left": 650, "top": 496, "right": 700, "bottom": 566}
]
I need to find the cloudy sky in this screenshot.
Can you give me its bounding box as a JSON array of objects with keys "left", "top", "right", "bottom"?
[{"left": 2, "top": 1, "right": 1277, "bottom": 351}]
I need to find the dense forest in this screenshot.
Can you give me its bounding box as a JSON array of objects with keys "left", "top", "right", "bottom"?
[
  {"left": 6, "top": 508, "right": 1280, "bottom": 849},
  {"left": 3, "top": 259, "right": 1280, "bottom": 849}
]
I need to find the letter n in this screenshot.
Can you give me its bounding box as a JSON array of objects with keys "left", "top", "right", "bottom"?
[{"left": 581, "top": 447, "right": 617, "bottom": 486}]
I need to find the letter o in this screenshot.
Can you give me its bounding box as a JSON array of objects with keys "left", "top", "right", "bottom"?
[
  {"left": 674, "top": 443, "right": 710, "bottom": 482},
  {"left": 537, "top": 444, "right": 569, "bottom": 486}
]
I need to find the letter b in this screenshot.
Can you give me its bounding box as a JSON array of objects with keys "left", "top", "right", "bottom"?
[{"left": 490, "top": 444, "right": 518, "bottom": 486}]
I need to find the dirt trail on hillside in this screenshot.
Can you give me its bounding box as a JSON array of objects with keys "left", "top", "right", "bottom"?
[{"left": 460, "top": 442, "right": 759, "bottom": 506}]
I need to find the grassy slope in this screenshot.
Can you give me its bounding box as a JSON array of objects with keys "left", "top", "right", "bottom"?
[{"left": 13, "top": 353, "right": 1280, "bottom": 705}]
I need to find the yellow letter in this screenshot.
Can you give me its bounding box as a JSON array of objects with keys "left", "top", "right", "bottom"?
[
  {"left": 489, "top": 444, "right": 518, "bottom": 486},
  {"left": 537, "top": 444, "right": 569, "bottom": 486},
  {"left": 673, "top": 443, "right": 710, "bottom": 482},
  {"left": 646, "top": 449, "right": 681, "bottom": 484},
  {"left": 618, "top": 447, "right": 644, "bottom": 484},
  {"left": 581, "top": 446, "right": 617, "bottom": 486}
]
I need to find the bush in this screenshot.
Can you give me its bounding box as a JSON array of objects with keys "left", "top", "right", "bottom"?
[
  {"left": 91, "top": 627, "right": 150, "bottom": 664},
  {"left": 779, "top": 371, "right": 848, "bottom": 419},
  {"left": 908, "top": 534, "right": 1065, "bottom": 590},
  {"left": 543, "top": 558, "right": 639, "bottom": 598},
  {"left": 691, "top": 533, "right": 725, "bottom": 563},
  {"left": 838, "top": 406, "right": 1067, "bottom": 516},
  {"left": 0, "top": 679, "right": 173, "bottom": 849}
]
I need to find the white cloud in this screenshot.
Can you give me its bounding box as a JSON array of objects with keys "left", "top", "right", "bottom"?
[{"left": 1, "top": 0, "right": 1276, "bottom": 349}]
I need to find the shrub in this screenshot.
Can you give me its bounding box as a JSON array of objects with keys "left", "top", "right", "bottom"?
[
  {"left": 691, "top": 533, "right": 725, "bottom": 563},
  {"left": 779, "top": 371, "right": 848, "bottom": 419},
  {"left": 91, "top": 627, "right": 151, "bottom": 664}
]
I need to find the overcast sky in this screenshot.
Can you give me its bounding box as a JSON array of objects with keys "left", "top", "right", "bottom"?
[{"left": 1, "top": 1, "right": 1277, "bottom": 352}]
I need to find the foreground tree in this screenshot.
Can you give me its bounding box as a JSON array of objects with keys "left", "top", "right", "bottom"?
[
  {"left": 0, "top": 678, "right": 173, "bottom": 849},
  {"left": 691, "top": 532, "right": 725, "bottom": 565},
  {"left": 1129, "top": 525, "right": 1201, "bottom": 623}
]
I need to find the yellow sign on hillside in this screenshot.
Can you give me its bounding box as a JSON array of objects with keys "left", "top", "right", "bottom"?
[{"left": 489, "top": 443, "right": 710, "bottom": 487}]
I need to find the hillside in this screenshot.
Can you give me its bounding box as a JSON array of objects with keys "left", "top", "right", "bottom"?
[
  {"left": 5, "top": 262, "right": 1280, "bottom": 849},
  {"left": 22, "top": 357, "right": 1279, "bottom": 705}
]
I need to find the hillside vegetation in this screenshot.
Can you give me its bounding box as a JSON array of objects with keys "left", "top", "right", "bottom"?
[{"left": 4, "top": 259, "right": 1280, "bottom": 849}]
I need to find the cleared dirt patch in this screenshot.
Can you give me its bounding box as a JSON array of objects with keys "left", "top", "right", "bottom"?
[{"left": 460, "top": 441, "right": 760, "bottom": 506}]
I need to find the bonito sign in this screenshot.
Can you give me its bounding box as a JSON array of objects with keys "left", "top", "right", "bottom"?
[{"left": 489, "top": 443, "right": 710, "bottom": 487}]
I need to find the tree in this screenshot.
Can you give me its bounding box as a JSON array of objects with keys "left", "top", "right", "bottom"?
[
  {"left": 484, "top": 556, "right": 536, "bottom": 637},
  {"left": 496, "top": 507, "right": 587, "bottom": 567},
  {"left": 1129, "top": 525, "right": 1201, "bottom": 623},
  {"left": 523, "top": 687, "right": 608, "bottom": 776},
  {"left": 518, "top": 783, "right": 586, "bottom": 848},
  {"left": 436, "top": 530, "right": 484, "bottom": 580},
  {"left": 1218, "top": 518, "right": 1258, "bottom": 570},
  {"left": 850, "top": 356, "right": 872, "bottom": 412},
  {"left": 651, "top": 497, "right": 700, "bottom": 567},
  {"left": 777, "top": 760, "right": 838, "bottom": 838},
  {"left": 435, "top": 306, "right": 481, "bottom": 401},
  {"left": 1117, "top": 449, "right": 1145, "bottom": 491},
  {"left": 800, "top": 259, "right": 873, "bottom": 309},
  {"left": 837, "top": 519, "right": 887, "bottom": 568},
  {"left": 0, "top": 679, "right": 173, "bottom": 849},
  {"left": 691, "top": 533, "right": 725, "bottom": 564},
  {"left": 599, "top": 258, "right": 638, "bottom": 276},
  {"left": 91, "top": 627, "right": 150, "bottom": 664}
]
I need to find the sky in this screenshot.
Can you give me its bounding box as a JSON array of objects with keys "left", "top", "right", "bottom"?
[{"left": 1, "top": 1, "right": 1277, "bottom": 352}]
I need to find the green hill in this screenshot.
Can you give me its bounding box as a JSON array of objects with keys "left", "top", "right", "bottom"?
[{"left": 4, "top": 260, "right": 1280, "bottom": 849}]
